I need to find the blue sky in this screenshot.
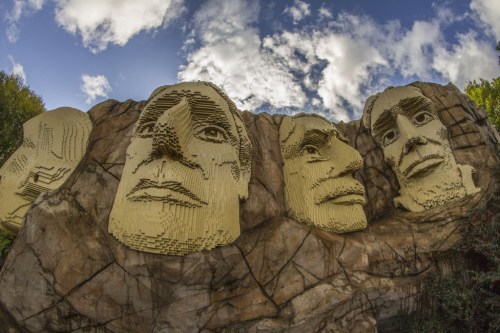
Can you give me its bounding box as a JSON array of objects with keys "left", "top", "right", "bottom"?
[{"left": 1, "top": 0, "right": 499, "bottom": 121}]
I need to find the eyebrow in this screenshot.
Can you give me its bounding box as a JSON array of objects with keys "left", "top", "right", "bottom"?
[
  {"left": 136, "top": 93, "right": 237, "bottom": 143},
  {"left": 189, "top": 95, "right": 239, "bottom": 144},
  {"left": 372, "top": 96, "right": 436, "bottom": 138},
  {"left": 302, "top": 129, "right": 330, "bottom": 148},
  {"left": 190, "top": 95, "right": 231, "bottom": 128},
  {"left": 283, "top": 128, "right": 336, "bottom": 159},
  {"left": 136, "top": 96, "right": 179, "bottom": 130}
]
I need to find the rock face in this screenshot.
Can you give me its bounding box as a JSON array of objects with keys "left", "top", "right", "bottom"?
[{"left": 0, "top": 82, "right": 499, "bottom": 332}]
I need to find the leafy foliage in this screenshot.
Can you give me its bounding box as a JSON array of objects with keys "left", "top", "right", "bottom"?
[
  {"left": 465, "top": 77, "right": 500, "bottom": 131},
  {"left": 393, "top": 195, "right": 500, "bottom": 333},
  {"left": 0, "top": 71, "right": 45, "bottom": 166}
]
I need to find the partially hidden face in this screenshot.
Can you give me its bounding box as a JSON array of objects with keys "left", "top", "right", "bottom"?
[
  {"left": 368, "top": 86, "right": 479, "bottom": 211},
  {"left": 280, "top": 114, "right": 367, "bottom": 233},
  {"left": 0, "top": 108, "right": 92, "bottom": 234},
  {"left": 108, "top": 82, "right": 252, "bottom": 255}
]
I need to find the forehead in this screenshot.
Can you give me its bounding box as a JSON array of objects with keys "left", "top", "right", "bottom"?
[
  {"left": 371, "top": 86, "right": 425, "bottom": 126},
  {"left": 140, "top": 84, "right": 233, "bottom": 122},
  {"left": 283, "top": 116, "right": 335, "bottom": 146}
]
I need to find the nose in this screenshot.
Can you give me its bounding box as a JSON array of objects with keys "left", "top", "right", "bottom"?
[
  {"left": 396, "top": 115, "right": 427, "bottom": 154},
  {"left": 151, "top": 97, "right": 191, "bottom": 161},
  {"left": 328, "top": 136, "right": 363, "bottom": 177}
]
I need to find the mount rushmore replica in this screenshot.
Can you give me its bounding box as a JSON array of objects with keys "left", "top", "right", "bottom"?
[{"left": 0, "top": 81, "right": 498, "bottom": 332}]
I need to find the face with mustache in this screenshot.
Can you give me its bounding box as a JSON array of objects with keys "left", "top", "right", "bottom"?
[
  {"left": 108, "top": 82, "right": 251, "bottom": 255},
  {"left": 368, "top": 86, "right": 479, "bottom": 211},
  {"left": 279, "top": 114, "right": 367, "bottom": 233}
]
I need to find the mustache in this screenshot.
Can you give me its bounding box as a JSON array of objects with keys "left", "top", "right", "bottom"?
[
  {"left": 397, "top": 137, "right": 444, "bottom": 167},
  {"left": 127, "top": 179, "right": 207, "bottom": 206},
  {"left": 402, "top": 153, "right": 444, "bottom": 178}
]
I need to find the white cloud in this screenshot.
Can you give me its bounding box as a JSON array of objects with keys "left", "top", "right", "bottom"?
[
  {"left": 179, "top": 0, "right": 307, "bottom": 111},
  {"left": 54, "top": 0, "right": 185, "bottom": 53},
  {"left": 180, "top": 0, "right": 499, "bottom": 121},
  {"left": 434, "top": 31, "right": 499, "bottom": 89},
  {"left": 263, "top": 15, "right": 390, "bottom": 120},
  {"left": 4, "top": 0, "right": 46, "bottom": 42},
  {"left": 284, "top": 0, "right": 311, "bottom": 24},
  {"left": 318, "top": 7, "right": 332, "bottom": 19},
  {"left": 390, "top": 20, "right": 443, "bottom": 79},
  {"left": 470, "top": 0, "right": 500, "bottom": 40},
  {"left": 80, "top": 74, "right": 111, "bottom": 104},
  {"left": 8, "top": 56, "right": 27, "bottom": 83}
]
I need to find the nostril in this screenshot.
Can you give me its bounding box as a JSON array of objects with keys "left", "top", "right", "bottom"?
[
  {"left": 34, "top": 173, "right": 39, "bottom": 183},
  {"left": 403, "top": 136, "right": 427, "bottom": 154}
]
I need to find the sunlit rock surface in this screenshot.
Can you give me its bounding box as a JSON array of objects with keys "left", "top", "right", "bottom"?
[{"left": 0, "top": 82, "right": 498, "bottom": 333}]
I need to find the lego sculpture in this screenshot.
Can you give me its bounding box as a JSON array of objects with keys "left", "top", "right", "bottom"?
[
  {"left": 108, "top": 82, "right": 252, "bottom": 255},
  {"left": 363, "top": 86, "right": 480, "bottom": 212},
  {"left": 0, "top": 107, "right": 92, "bottom": 234},
  {"left": 279, "top": 114, "right": 367, "bottom": 233}
]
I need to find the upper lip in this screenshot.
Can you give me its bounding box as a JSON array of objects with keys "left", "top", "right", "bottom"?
[
  {"left": 402, "top": 154, "right": 444, "bottom": 178},
  {"left": 317, "top": 188, "right": 366, "bottom": 204},
  {"left": 313, "top": 177, "right": 366, "bottom": 205},
  {"left": 127, "top": 179, "right": 207, "bottom": 207}
]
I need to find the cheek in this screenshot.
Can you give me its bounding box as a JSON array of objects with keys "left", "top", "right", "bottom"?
[
  {"left": 383, "top": 145, "right": 399, "bottom": 165},
  {"left": 189, "top": 143, "right": 240, "bottom": 179},
  {"left": 425, "top": 121, "right": 448, "bottom": 141},
  {"left": 125, "top": 138, "right": 152, "bottom": 168},
  {"left": 189, "top": 142, "right": 238, "bottom": 163}
]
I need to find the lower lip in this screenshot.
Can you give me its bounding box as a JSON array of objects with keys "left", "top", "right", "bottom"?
[
  {"left": 325, "top": 194, "right": 365, "bottom": 205},
  {"left": 127, "top": 188, "right": 204, "bottom": 207},
  {"left": 405, "top": 158, "right": 444, "bottom": 178}
]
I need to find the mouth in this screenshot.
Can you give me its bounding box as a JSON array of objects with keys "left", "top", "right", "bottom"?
[
  {"left": 403, "top": 154, "right": 445, "bottom": 179},
  {"left": 126, "top": 179, "right": 207, "bottom": 208},
  {"left": 317, "top": 189, "right": 366, "bottom": 205}
]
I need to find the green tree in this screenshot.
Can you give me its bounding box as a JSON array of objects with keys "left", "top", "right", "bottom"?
[
  {"left": 465, "top": 77, "right": 500, "bottom": 131},
  {"left": 0, "top": 71, "right": 45, "bottom": 166}
]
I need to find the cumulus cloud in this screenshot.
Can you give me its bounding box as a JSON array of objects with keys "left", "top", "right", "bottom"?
[
  {"left": 434, "top": 31, "right": 498, "bottom": 88},
  {"left": 80, "top": 74, "right": 111, "bottom": 104},
  {"left": 318, "top": 7, "right": 332, "bottom": 19},
  {"left": 470, "top": 0, "right": 500, "bottom": 40},
  {"left": 54, "top": 0, "right": 185, "bottom": 53},
  {"left": 179, "top": 1, "right": 499, "bottom": 121},
  {"left": 179, "top": 0, "right": 307, "bottom": 111},
  {"left": 8, "top": 56, "right": 27, "bottom": 82},
  {"left": 4, "top": 0, "right": 46, "bottom": 42},
  {"left": 263, "top": 14, "right": 390, "bottom": 120},
  {"left": 283, "top": 0, "right": 311, "bottom": 24}
]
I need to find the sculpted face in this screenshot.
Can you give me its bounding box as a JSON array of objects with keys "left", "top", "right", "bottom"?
[
  {"left": 108, "top": 82, "right": 252, "bottom": 255},
  {"left": 0, "top": 108, "right": 92, "bottom": 234},
  {"left": 280, "top": 114, "right": 367, "bottom": 233},
  {"left": 369, "top": 86, "right": 479, "bottom": 211}
]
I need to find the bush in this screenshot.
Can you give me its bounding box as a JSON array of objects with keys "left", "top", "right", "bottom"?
[
  {"left": 0, "top": 71, "right": 45, "bottom": 166},
  {"left": 394, "top": 195, "right": 500, "bottom": 333}
]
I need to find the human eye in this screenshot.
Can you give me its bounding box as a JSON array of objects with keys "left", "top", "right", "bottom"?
[
  {"left": 301, "top": 145, "right": 321, "bottom": 158},
  {"left": 413, "top": 111, "right": 434, "bottom": 126},
  {"left": 381, "top": 129, "right": 398, "bottom": 146},
  {"left": 195, "top": 126, "right": 228, "bottom": 143},
  {"left": 136, "top": 121, "right": 156, "bottom": 138}
]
